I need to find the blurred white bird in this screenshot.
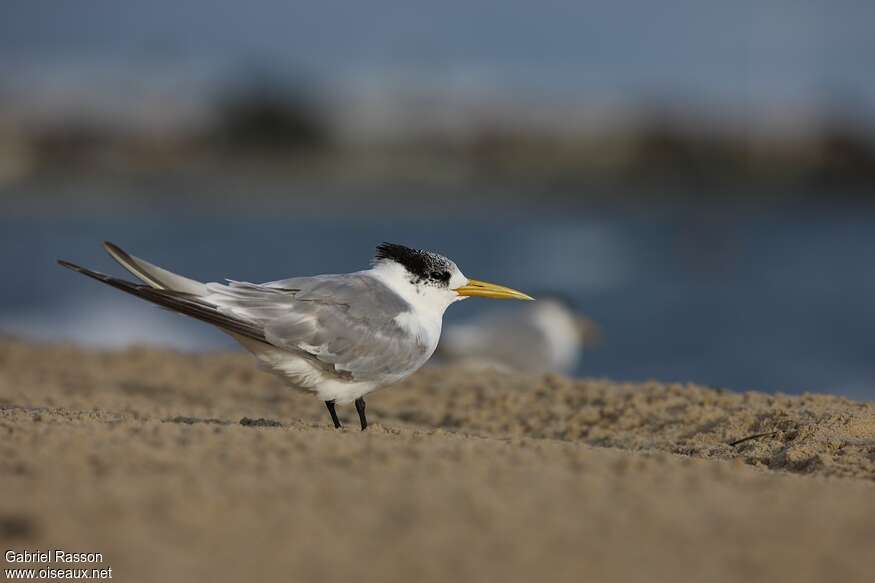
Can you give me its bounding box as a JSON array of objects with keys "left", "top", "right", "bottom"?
[
  {"left": 59, "top": 242, "right": 532, "bottom": 430},
  {"left": 438, "top": 297, "right": 599, "bottom": 375}
]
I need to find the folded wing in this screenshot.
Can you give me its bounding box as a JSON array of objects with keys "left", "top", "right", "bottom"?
[{"left": 207, "top": 275, "right": 428, "bottom": 381}]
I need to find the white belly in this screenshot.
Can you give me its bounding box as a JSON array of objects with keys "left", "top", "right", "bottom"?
[{"left": 234, "top": 337, "right": 380, "bottom": 403}]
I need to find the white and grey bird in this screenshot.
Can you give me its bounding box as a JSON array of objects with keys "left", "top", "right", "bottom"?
[
  {"left": 58, "top": 242, "right": 532, "bottom": 430},
  {"left": 438, "top": 297, "right": 600, "bottom": 375}
]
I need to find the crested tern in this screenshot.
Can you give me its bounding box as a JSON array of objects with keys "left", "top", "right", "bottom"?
[
  {"left": 58, "top": 242, "right": 532, "bottom": 430},
  {"left": 438, "top": 297, "right": 600, "bottom": 375}
]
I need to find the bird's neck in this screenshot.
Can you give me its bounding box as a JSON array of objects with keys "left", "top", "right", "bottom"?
[{"left": 367, "top": 261, "right": 460, "bottom": 318}]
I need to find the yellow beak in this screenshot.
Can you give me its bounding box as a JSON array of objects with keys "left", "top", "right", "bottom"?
[{"left": 454, "top": 278, "right": 534, "bottom": 301}]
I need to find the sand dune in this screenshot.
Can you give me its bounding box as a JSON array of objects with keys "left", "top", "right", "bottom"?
[{"left": 1, "top": 339, "right": 873, "bottom": 583}]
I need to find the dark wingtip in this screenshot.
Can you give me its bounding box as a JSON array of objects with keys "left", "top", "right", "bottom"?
[
  {"left": 102, "top": 241, "right": 122, "bottom": 255},
  {"left": 57, "top": 259, "right": 81, "bottom": 271},
  {"left": 102, "top": 240, "right": 137, "bottom": 265}
]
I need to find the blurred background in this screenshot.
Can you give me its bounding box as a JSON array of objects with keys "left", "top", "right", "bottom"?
[{"left": 1, "top": 1, "right": 873, "bottom": 398}]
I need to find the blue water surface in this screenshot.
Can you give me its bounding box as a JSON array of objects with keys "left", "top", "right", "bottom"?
[{"left": 2, "top": 204, "right": 874, "bottom": 399}]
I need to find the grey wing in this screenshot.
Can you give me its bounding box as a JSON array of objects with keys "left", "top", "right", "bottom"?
[{"left": 207, "top": 274, "right": 428, "bottom": 382}]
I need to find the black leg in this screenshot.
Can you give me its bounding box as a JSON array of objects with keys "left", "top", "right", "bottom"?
[
  {"left": 355, "top": 397, "right": 367, "bottom": 431},
  {"left": 325, "top": 400, "right": 342, "bottom": 429}
]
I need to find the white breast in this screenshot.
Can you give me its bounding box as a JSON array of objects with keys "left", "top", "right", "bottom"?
[{"left": 394, "top": 309, "right": 442, "bottom": 365}]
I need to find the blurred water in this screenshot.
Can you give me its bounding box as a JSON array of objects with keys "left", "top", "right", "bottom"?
[{"left": 2, "top": 203, "right": 874, "bottom": 399}]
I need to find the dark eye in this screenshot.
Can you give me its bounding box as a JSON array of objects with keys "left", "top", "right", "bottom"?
[{"left": 430, "top": 270, "right": 450, "bottom": 282}]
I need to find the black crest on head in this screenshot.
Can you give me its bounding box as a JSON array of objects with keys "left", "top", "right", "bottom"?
[{"left": 374, "top": 242, "right": 453, "bottom": 284}]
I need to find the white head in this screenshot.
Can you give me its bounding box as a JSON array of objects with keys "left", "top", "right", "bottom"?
[{"left": 370, "top": 243, "right": 533, "bottom": 315}]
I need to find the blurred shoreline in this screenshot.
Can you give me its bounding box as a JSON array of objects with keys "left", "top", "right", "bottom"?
[{"left": 2, "top": 70, "right": 874, "bottom": 215}]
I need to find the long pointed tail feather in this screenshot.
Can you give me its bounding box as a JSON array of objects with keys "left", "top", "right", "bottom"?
[{"left": 57, "top": 260, "right": 267, "bottom": 343}]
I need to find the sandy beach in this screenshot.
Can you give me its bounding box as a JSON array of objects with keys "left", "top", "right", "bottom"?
[{"left": 1, "top": 338, "right": 873, "bottom": 583}]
